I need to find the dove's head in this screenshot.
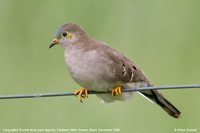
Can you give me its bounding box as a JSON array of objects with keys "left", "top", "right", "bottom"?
[{"left": 49, "top": 23, "right": 87, "bottom": 49}]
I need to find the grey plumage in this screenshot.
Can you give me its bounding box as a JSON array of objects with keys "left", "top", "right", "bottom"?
[{"left": 50, "top": 23, "right": 181, "bottom": 118}]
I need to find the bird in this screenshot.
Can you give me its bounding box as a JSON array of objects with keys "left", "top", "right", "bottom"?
[{"left": 49, "top": 23, "right": 181, "bottom": 118}]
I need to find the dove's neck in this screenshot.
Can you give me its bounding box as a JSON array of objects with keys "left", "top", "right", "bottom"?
[{"left": 64, "top": 36, "right": 95, "bottom": 53}]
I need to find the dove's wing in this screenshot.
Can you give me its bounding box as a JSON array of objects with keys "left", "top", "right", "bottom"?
[{"left": 97, "top": 42, "right": 181, "bottom": 118}]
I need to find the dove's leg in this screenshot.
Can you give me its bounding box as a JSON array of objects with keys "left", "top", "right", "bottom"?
[
  {"left": 111, "top": 85, "right": 123, "bottom": 96},
  {"left": 74, "top": 88, "right": 88, "bottom": 102}
]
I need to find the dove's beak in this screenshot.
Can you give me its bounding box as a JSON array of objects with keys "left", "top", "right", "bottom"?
[{"left": 49, "top": 39, "right": 60, "bottom": 48}]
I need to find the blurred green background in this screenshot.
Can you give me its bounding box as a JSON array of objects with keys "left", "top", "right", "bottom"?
[{"left": 0, "top": 0, "right": 200, "bottom": 132}]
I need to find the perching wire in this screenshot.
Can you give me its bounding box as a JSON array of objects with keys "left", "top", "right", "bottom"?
[{"left": 0, "top": 84, "right": 199, "bottom": 100}]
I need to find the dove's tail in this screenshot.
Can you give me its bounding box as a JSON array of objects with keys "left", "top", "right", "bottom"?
[{"left": 139, "top": 90, "right": 181, "bottom": 118}]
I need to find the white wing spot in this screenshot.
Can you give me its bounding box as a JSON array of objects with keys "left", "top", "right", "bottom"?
[
  {"left": 130, "top": 71, "right": 134, "bottom": 81},
  {"left": 122, "top": 64, "right": 127, "bottom": 76}
]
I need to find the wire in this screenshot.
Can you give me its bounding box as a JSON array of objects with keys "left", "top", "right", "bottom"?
[{"left": 0, "top": 84, "right": 200, "bottom": 100}]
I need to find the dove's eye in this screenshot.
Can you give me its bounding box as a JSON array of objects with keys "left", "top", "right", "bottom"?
[{"left": 62, "top": 32, "right": 67, "bottom": 37}]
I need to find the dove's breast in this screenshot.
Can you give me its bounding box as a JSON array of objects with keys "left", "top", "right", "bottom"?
[{"left": 64, "top": 48, "right": 115, "bottom": 91}]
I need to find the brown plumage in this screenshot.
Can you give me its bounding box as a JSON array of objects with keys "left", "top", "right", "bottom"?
[{"left": 50, "top": 23, "right": 181, "bottom": 118}]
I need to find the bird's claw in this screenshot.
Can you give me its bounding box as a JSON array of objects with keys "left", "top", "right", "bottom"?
[
  {"left": 112, "top": 85, "right": 123, "bottom": 96},
  {"left": 74, "top": 88, "right": 88, "bottom": 102}
]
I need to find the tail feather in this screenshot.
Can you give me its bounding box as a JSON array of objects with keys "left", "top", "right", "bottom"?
[{"left": 139, "top": 90, "right": 181, "bottom": 118}]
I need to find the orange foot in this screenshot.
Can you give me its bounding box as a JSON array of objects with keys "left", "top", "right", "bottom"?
[
  {"left": 74, "top": 88, "right": 88, "bottom": 103},
  {"left": 111, "top": 85, "right": 123, "bottom": 96}
]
